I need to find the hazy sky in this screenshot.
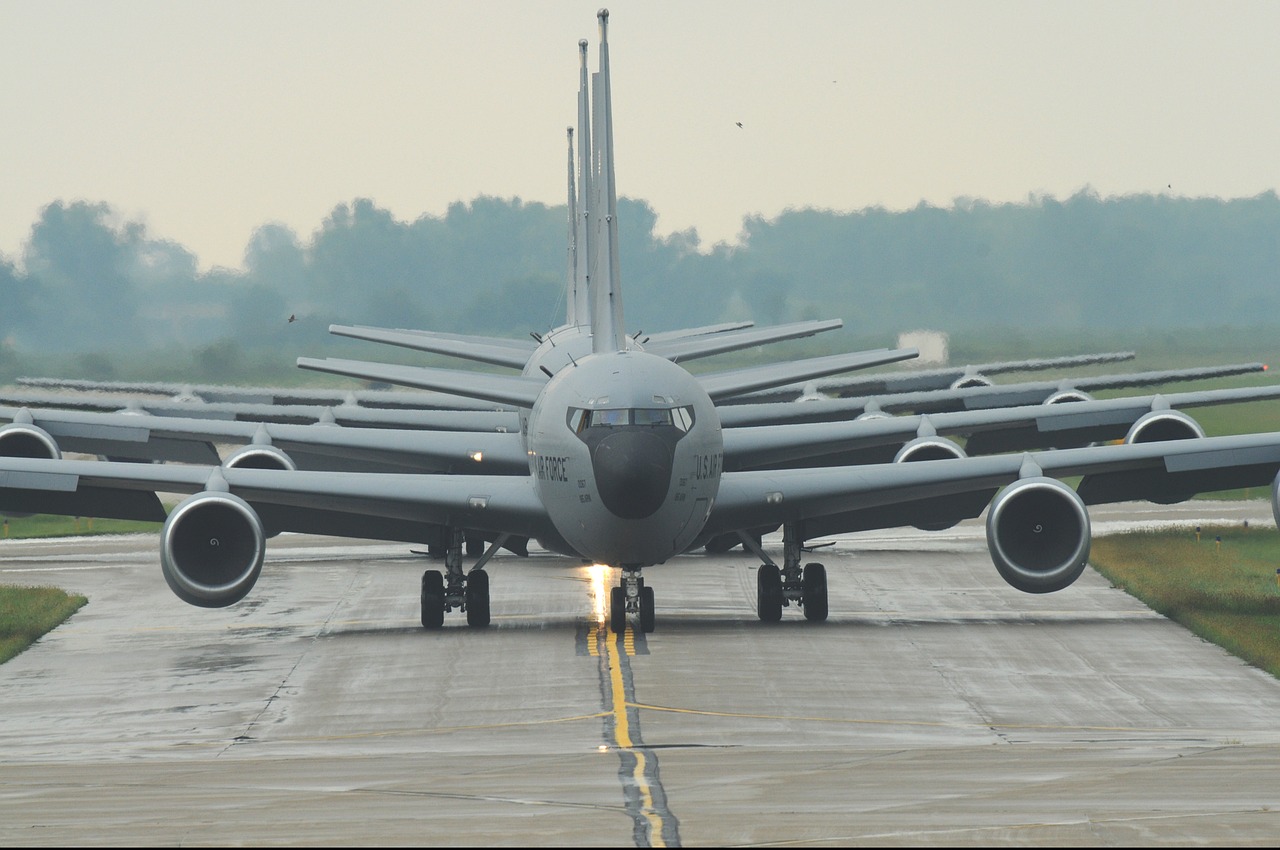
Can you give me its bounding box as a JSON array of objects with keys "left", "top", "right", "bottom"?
[{"left": 3, "top": 0, "right": 1279, "bottom": 271}]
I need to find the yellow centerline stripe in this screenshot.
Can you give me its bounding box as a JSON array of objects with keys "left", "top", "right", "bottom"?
[{"left": 603, "top": 625, "right": 667, "bottom": 847}]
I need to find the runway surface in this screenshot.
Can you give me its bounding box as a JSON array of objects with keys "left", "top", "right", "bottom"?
[{"left": 3, "top": 500, "right": 1280, "bottom": 846}]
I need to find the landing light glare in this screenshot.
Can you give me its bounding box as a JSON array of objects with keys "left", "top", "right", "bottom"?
[{"left": 589, "top": 564, "right": 611, "bottom": 624}]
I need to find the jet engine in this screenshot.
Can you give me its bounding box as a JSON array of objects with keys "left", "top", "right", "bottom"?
[
  {"left": 894, "top": 437, "right": 968, "bottom": 530},
  {"left": 985, "top": 476, "right": 1090, "bottom": 594},
  {"left": 1043, "top": 389, "right": 1092, "bottom": 404},
  {"left": 1123, "top": 410, "right": 1205, "bottom": 444},
  {"left": 0, "top": 422, "right": 61, "bottom": 459},
  {"left": 161, "top": 491, "right": 266, "bottom": 608},
  {"left": 1272, "top": 471, "right": 1280, "bottom": 529},
  {"left": 950, "top": 374, "right": 993, "bottom": 390},
  {"left": 893, "top": 436, "right": 966, "bottom": 464},
  {"left": 223, "top": 444, "right": 297, "bottom": 471}
]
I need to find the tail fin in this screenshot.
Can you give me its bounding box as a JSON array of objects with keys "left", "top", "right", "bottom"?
[
  {"left": 565, "top": 126, "right": 578, "bottom": 327},
  {"left": 590, "top": 9, "right": 626, "bottom": 354},
  {"left": 574, "top": 38, "right": 593, "bottom": 328}
]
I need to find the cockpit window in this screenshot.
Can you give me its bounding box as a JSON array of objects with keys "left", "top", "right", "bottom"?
[
  {"left": 632, "top": 408, "right": 672, "bottom": 427},
  {"left": 591, "top": 408, "right": 630, "bottom": 427},
  {"left": 567, "top": 405, "right": 695, "bottom": 434}
]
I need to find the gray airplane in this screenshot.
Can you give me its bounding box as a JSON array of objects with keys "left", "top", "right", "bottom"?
[{"left": 5, "top": 11, "right": 1280, "bottom": 637}]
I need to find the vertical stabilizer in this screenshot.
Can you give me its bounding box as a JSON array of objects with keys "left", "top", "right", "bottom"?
[
  {"left": 565, "top": 127, "right": 578, "bottom": 327},
  {"left": 574, "top": 39, "right": 593, "bottom": 328},
  {"left": 590, "top": 9, "right": 626, "bottom": 354}
]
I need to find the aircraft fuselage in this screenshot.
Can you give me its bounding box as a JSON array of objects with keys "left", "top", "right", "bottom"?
[{"left": 525, "top": 349, "right": 722, "bottom": 566}]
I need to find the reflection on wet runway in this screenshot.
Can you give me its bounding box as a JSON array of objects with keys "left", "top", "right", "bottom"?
[{"left": 3, "top": 501, "right": 1279, "bottom": 845}]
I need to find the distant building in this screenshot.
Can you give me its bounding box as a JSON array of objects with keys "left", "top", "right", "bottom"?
[{"left": 898, "top": 330, "right": 948, "bottom": 365}]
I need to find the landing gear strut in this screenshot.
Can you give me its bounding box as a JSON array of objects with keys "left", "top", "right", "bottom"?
[
  {"left": 740, "top": 522, "right": 829, "bottom": 623},
  {"left": 609, "top": 567, "right": 655, "bottom": 634},
  {"left": 420, "top": 527, "right": 506, "bottom": 629}
]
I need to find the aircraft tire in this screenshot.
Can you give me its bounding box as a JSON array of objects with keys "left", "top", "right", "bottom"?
[
  {"left": 802, "top": 563, "right": 828, "bottom": 622},
  {"left": 465, "top": 570, "right": 490, "bottom": 628},
  {"left": 610, "top": 586, "right": 627, "bottom": 633},
  {"left": 757, "top": 564, "right": 783, "bottom": 622},
  {"left": 421, "top": 570, "right": 445, "bottom": 629},
  {"left": 640, "top": 585, "right": 656, "bottom": 633}
]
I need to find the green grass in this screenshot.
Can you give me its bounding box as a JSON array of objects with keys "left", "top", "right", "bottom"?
[
  {"left": 1, "top": 514, "right": 156, "bottom": 663},
  {"left": 0, "top": 586, "right": 87, "bottom": 664},
  {"left": 2, "top": 514, "right": 161, "bottom": 539},
  {"left": 1091, "top": 524, "right": 1280, "bottom": 678}
]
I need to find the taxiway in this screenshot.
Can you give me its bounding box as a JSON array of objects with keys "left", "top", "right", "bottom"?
[{"left": 2, "top": 501, "right": 1279, "bottom": 845}]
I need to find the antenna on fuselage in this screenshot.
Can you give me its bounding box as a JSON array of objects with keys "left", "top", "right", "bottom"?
[{"left": 590, "top": 8, "right": 626, "bottom": 355}]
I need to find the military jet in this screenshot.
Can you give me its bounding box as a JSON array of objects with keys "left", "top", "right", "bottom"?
[{"left": 4, "top": 11, "right": 1280, "bottom": 637}]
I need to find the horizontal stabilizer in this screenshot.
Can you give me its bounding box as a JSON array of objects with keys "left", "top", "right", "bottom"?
[
  {"left": 297, "top": 357, "right": 545, "bottom": 409},
  {"left": 641, "top": 321, "right": 754, "bottom": 343},
  {"left": 329, "top": 325, "right": 533, "bottom": 369},
  {"left": 647, "top": 319, "right": 843, "bottom": 363}
]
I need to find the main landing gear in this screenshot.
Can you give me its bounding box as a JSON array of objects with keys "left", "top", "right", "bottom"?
[
  {"left": 609, "top": 566, "right": 656, "bottom": 634},
  {"left": 740, "top": 522, "right": 829, "bottom": 623},
  {"left": 420, "top": 527, "right": 509, "bottom": 629}
]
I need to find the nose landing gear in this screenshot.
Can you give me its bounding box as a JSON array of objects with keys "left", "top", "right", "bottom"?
[{"left": 609, "top": 566, "right": 655, "bottom": 634}]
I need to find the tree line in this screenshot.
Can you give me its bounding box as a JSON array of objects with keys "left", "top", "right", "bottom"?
[{"left": 2, "top": 190, "right": 1278, "bottom": 369}]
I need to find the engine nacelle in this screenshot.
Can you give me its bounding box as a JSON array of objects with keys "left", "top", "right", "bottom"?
[
  {"left": 223, "top": 444, "right": 297, "bottom": 471},
  {"left": 1123, "top": 410, "right": 1205, "bottom": 444},
  {"left": 986, "top": 477, "right": 1090, "bottom": 594},
  {"left": 894, "top": 437, "right": 968, "bottom": 530},
  {"left": 0, "top": 422, "right": 61, "bottom": 459},
  {"left": 161, "top": 491, "right": 266, "bottom": 608},
  {"left": 893, "top": 436, "right": 966, "bottom": 464},
  {"left": 1044, "top": 389, "right": 1093, "bottom": 405},
  {"left": 950, "top": 374, "right": 993, "bottom": 390},
  {"left": 1272, "top": 471, "right": 1280, "bottom": 530}
]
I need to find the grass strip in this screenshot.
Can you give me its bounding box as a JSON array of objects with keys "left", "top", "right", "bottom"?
[
  {"left": 1091, "top": 524, "right": 1280, "bottom": 678},
  {"left": 1, "top": 514, "right": 160, "bottom": 539},
  {"left": 0, "top": 586, "right": 87, "bottom": 664}
]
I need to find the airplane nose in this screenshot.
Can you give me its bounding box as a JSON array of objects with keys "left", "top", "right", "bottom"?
[{"left": 591, "top": 429, "right": 673, "bottom": 519}]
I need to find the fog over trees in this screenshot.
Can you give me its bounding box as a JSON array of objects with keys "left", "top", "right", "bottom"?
[{"left": 3, "top": 190, "right": 1278, "bottom": 368}]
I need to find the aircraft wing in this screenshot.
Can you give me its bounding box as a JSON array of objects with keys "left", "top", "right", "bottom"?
[
  {"left": 12, "top": 377, "right": 512, "bottom": 411},
  {"left": 296, "top": 357, "right": 546, "bottom": 408},
  {"left": 0, "top": 458, "right": 555, "bottom": 542},
  {"left": 0, "top": 391, "right": 522, "bottom": 431},
  {"left": 328, "top": 325, "right": 535, "bottom": 369},
  {"left": 0, "top": 405, "right": 528, "bottom": 473},
  {"left": 721, "top": 384, "right": 1280, "bottom": 469},
  {"left": 697, "top": 348, "right": 919, "bottom": 402},
  {"left": 704, "top": 431, "right": 1280, "bottom": 539},
  {"left": 724, "top": 351, "right": 1137, "bottom": 402},
  {"left": 643, "top": 319, "right": 843, "bottom": 363},
  {"left": 718, "top": 363, "right": 1272, "bottom": 427}
]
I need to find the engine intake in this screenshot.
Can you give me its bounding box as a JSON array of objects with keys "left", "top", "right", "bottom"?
[
  {"left": 950, "top": 374, "right": 993, "bottom": 390},
  {"left": 1271, "top": 471, "right": 1280, "bottom": 530},
  {"left": 1044, "top": 389, "right": 1092, "bottom": 405},
  {"left": 0, "top": 423, "right": 61, "bottom": 459},
  {"left": 223, "top": 445, "right": 297, "bottom": 471},
  {"left": 1124, "top": 410, "right": 1204, "bottom": 444},
  {"left": 161, "top": 491, "right": 266, "bottom": 608},
  {"left": 893, "top": 436, "right": 966, "bottom": 464},
  {"left": 894, "top": 437, "right": 968, "bottom": 530},
  {"left": 986, "top": 477, "right": 1090, "bottom": 593}
]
